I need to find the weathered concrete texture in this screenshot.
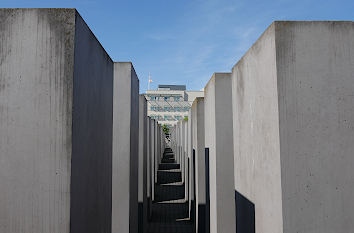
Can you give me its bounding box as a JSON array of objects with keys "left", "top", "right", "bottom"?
[
  {"left": 147, "top": 117, "right": 152, "bottom": 219},
  {"left": 188, "top": 109, "right": 194, "bottom": 219},
  {"left": 160, "top": 126, "right": 165, "bottom": 161},
  {"left": 0, "top": 9, "right": 113, "bottom": 233},
  {"left": 191, "top": 97, "right": 206, "bottom": 233},
  {"left": 154, "top": 121, "right": 158, "bottom": 184},
  {"left": 232, "top": 21, "right": 354, "bottom": 233},
  {"left": 138, "top": 95, "right": 148, "bottom": 233},
  {"left": 150, "top": 119, "right": 156, "bottom": 201},
  {"left": 232, "top": 22, "right": 282, "bottom": 233},
  {"left": 177, "top": 121, "right": 182, "bottom": 165},
  {"left": 112, "top": 62, "right": 139, "bottom": 233},
  {"left": 176, "top": 122, "right": 180, "bottom": 164},
  {"left": 156, "top": 124, "right": 161, "bottom": 181},
  {"left": 184, "top": 120, "right": 189, "bottom": 202},
  {"left": 204, "top": 73, "right": 235, "bottom": 233}
]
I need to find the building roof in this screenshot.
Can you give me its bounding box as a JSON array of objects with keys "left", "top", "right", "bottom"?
[{"left": 158, "top": 84, "right": 186, "bottom": 91}]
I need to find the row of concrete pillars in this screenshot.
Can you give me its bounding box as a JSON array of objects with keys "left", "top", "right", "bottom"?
[
  {"left": 1, "top": 8, "right": 354, "bottom": 233},
  {"left": 169, "top": 23, "right": 354, "bottom": 233},
  {"left": 0, "top": 8, "right": 168, "bottom": 233}
]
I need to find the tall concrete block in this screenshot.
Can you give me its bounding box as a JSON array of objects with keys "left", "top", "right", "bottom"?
[
  {"left": 150, "top": 119, "right": 156, "bottom": 201},
  {"left": 112, "top": 62, "right": 139, "bottom": 233},
  {"left": 156, "top": 124, "right": 159, "bottom": 171},
  {"left": 160, "top": 127, "right": 163, "bottom": 156},
  {"left": 138, "top": 95, "right": 147, "bottom": 233},
  {"left": 160, "top": 126, "right": 165, "bottom": 158},
  {"left": 178, "top": 121, "right": 183, "bottom": 181},
  {"left": 204, "top": 73, "right": 235, "bottom": 233},
  {"left": 184, "top": 120, "right": 189, "bottom": 202},
  {"left": 192, "top": 97, "right": 206, "bottom": 233},
  {"left": 0, "top": 9, "right": 113, "bottom": 233},
  {"left": 154, "top": 121, "right": 158, "bottom": 183},
  {"left": 147, "top": 117, "right": 153, "bottom": 218},
  {"left": 174, "top": 126, "right": 177, "bottom": 155},
  {"left": 188, "top": 109, "right": 195, "bottom": 223},
  {"left": 178, "top": 121, "right": 182, "bottom": 165},
  {"left": 170, "top": 127, "right": 175, "bottom": 155},
  {"left": 173, "top": 125, "right": 177, "bottom": 159},
  {"left": 158, "top": 125, "right": 162, "bottom": 164},
  {"left": 175, "top": 124, "right": 179, "bottom": 165},
  {"left": 174, "top": 124, "right": 178, "bottom": 162},
  {"left": 232, "top": 21, "right": 354, "bottom": 233}
]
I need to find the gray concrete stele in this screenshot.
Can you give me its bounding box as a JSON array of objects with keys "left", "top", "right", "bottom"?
[
  {"left": 0, "top": 9, "right": 113, "bottom": 233},
  {"left": 112, "top": 62, "right": 139, "bottom": 233},
  {"left": 204, "top": 73, "right": 236, "bottom": 233},
  {"left": 191, "top": 97, "right": 206, "bottom": 233},
  {"left": 232, "top": 21, "right": 354, "bottom": 233}
]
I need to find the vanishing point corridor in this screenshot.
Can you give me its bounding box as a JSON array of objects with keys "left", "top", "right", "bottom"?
[{"left": 148, "top": 148, "right": 193, "bottom": 233}]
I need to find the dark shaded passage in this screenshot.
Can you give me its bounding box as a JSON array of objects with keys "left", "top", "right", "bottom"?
[{"left": 148, "top": 148, "right": 194, "bottom": 233}]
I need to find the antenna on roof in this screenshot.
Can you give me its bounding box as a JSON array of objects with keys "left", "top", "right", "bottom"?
[{"left": 148, "top": 73, "right": 153, "bottom": 90}]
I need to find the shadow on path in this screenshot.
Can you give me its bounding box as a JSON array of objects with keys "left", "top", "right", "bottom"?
[{"left": 148, "top": 148, "right": 194, "bottom": 233}]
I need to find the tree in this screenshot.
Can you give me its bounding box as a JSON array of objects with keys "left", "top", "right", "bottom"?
[{"left": 162, "top": 124, "right": 169, "bottom": 135}]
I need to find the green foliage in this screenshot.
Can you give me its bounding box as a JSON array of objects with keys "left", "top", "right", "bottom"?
[
  {"left": 184, "top": 116, "right": 188, "bottom": 121},
  {"left": 162, "top": 124, "right": 169, "bottom": 134}
]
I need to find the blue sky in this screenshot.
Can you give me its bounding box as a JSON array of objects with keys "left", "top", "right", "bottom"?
[{"left": 2, "top": 0, "right": 354, "bottom": 91}]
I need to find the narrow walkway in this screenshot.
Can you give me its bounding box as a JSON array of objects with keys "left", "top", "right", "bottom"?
[{"left": 148, "top": 148, "right": 193, "bottom": 233}]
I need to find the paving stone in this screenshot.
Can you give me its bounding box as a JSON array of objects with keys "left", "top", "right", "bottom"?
[
  {"left": 148, "top": 148, "right": 193, "bottom": 233},
  {"left": 158, "top": 163, "right": 180, "bottom": 170}
]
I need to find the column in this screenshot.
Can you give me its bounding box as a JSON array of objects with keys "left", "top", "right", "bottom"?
[
  {"left": 204, "top": 73, "right": 235, "bottom": 233},
  {"left": 112, "top": 62, "right": 139, "bottom": 233}
]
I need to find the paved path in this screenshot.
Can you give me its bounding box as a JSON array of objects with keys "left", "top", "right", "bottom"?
[{"left": 148, "top": 148, "right": 194, "bottom": 233}]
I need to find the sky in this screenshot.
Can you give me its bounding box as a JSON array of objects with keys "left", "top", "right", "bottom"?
[{"left": 2, "top": 0, "right": 354, "bottom": 92}]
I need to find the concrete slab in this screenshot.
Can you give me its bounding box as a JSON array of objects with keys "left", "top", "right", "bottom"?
[
  {"left": 0, "top": 9, "right": 113, "bottom": 233},
  {"left": 188, "top": 109, "right": 194, "bottom": 220},
  {"left": 191, "top": 97, "right": 206, "bottom": 233},
  {"left": 138, "top": 95, "right": 148, "bottom": 233},
  {"left": 147, "top": 117, "right": 153, "bottom": 219},
  {"left": 184, "top": 120, "right": 189, "bottom": 202},
  {"left": 112, "top": 62, "right": 139, "bottom": 233},
  {"left": 232, "top": 21, "right": 354, "bottom": 233},
  {"left": 150, "top": 119, "right": 156, "bottom": 201},
  {"left": 204, "top": 73, "right": 235, "bottom": 233},
  {"left": 154, "top": 121, "right": 158, "bottom": 184}
]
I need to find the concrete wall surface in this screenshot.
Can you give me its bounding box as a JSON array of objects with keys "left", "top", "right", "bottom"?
[
  {"left": 184, "top": 120, "right": 189, "bottom": 202},
  {"left": 178, "top": 121, "right": 182, "bottom": 165},
  {"left": 112, "top": 62, "right": 139, "bottom": 233},
  {"left": 188, "top": 109, "right": 194, "bottom": 219},
  {"left": 232, "top": 21, "right": 354, "bottom": 233},
  {"left": 150, "top": 119, "right": 155, "bottom": 201},
  {"left": 276, "top": 21, "right": 354, "bottom": 233},
  {"left": 204, "top": 75, "right": 216, "bottom": 233},
  {"left": 204, "top": 73, "right": 235, "bottom": 233},
  {"left": 146, "top": 117, "right": 152, "bottom": 218},
  {"left": 138, "top": 95, "right": 148, "bottom": 233},
  {"left": 71, "top": 11, "right": 113, "bottom": 233},
  {"left": 232, "top": 22, "right": 283, "bottom": 233},
  {"left": 0, "top": 8, "right": 113, "bottom": 233},
  {"left": 191, "top": 97, "right": 206, "bottom": 233},
  {"left": 0, "top": 9, "right": 75, "bottom": 233},
  {"left": 154, "top": 121, "right": 158, "bottom": 184}
]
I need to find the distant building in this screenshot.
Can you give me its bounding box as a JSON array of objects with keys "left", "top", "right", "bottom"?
[{"left": 144, "top": 84, "right": 204, "bottom": 126}]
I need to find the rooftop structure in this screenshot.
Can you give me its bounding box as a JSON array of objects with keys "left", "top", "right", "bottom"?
[{"left": 158, "top": 84, "right": 186, "bottom": 91}]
